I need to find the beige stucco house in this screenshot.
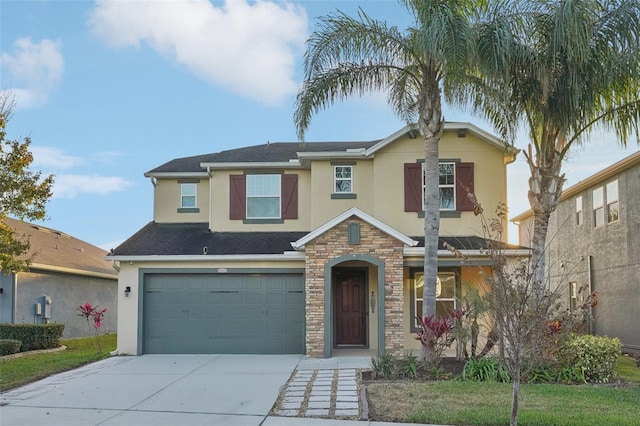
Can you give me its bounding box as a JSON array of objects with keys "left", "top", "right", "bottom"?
[{"left": 109, "top": 123, "right": 525, "bottom": 357}]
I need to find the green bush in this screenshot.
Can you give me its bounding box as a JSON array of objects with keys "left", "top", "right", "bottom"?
[
  {"left": 562, "top": 334, "right": 622, "bottom": 383},
  {"left": 0, "top": 323, "right": 65, "bottom": 351},
  {"left": 461, "top": 357, "right": 511, "bottom": 382},
  {"left": 0, "top": 339, "right": 22, "bottom": 356}
]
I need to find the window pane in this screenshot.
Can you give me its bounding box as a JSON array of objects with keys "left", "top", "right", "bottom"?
[
  {"left": 438, "top": 274, "right": 456, "bottom": 298},
  {"left": 440, "top": 187, "right": 454, "bottom": 209},
  {"left": 608, "top": 201, "right": 619, "bottom": 223},
  {"left": 577, "top": 210, "right": 583, "bottom": 225},
  {"left": 181, "top": 196, "right": 196, "bottom": 208},
  {"left": 247, "top": 197, "right": 280, "bottom": 218},
  {"left": 606, "top": 180, "right": 618, "bottom": 202},
  {"left": 181, "top": 184, "right": 196, "bottom": 196},
  {"left": 247, "top": 175, "right": 280, "bottom": 196},
  {"left": 593, "top": 187, "right": 604, "bottom": 208},
  {"left": 335, "top": 180, "right": 352, "bottom": 193},
  {"left": 594, "top": 206, "right": 605, "bottom": 227},
  {"left": 416, "top": 300, "right": 423, "bottom": 323},
  {"left": 439, "top": 163, "right": 455, "bottom": 185},
  {"left": 576, "top": 196, "right": 582, "bottom": 212},
  {"left": 335, "top": 166, "right": 351, "bottom": 178}
]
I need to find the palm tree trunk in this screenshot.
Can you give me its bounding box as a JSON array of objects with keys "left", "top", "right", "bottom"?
[
  {"left": 526, "top": 145, "right": 565, "bottom": 295},
  {"left": 422, "top": 132, "right": 440, "bottom": 318}
]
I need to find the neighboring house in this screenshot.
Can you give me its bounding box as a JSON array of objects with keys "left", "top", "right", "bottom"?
[
  {"left": 512, "top": 151, "right": 640, "bottom": 354},
  {"left": 0, "top": 218, "right": 118, "bottom": 338},
  {"left": 109, "top": 123, "right": 525, "bottom": 357}
]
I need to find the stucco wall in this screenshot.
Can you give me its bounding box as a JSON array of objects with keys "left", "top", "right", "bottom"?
[
  {"left": 153, "top": 178, "right": 210, "bottom": 223},
  {"left": 14, "top": 270, "right": 117, "bottom": 339},
  {"left": 540, "top": 164, "right": 640, "bottom": 352}
]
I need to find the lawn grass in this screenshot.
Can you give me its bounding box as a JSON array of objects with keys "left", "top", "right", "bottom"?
[
  {"left": 0, "top": 334, "right": 116, "bottom": 392},
  {"left": 366, "top": 355, "right": 640, "bottom": 425}
]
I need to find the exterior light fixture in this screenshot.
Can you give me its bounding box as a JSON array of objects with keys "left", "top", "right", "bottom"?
[{"left": 124, "top": 286, "right": 131, "bottom": 297}]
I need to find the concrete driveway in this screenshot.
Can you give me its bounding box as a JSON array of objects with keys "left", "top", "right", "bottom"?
[{"left": 1, "top": 354, "right": 302, "bottom": 426}]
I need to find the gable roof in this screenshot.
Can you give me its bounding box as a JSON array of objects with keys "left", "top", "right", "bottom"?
[
  {"left": 512, "top": 150, "right": 640, "bottom": 223},
  {"left": 2, "top": 217, "right": 116, "bottom": 279},
  {"left": 145, "top": 122, "right": 515, "bottom": 176},
  {"left": 291, "top": 207, "right": 418, "bottom": 250}
]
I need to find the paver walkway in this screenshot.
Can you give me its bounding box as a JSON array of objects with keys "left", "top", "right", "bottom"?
[{"left": 275, "top": 368, "right": 361, "bottom": 419}]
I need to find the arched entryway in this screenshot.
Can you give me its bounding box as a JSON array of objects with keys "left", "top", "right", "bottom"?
[{"left": 323, "top": 255, "right": 385, "bottom": 358}]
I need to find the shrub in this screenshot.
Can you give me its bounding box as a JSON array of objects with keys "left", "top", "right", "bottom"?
[
  {"left": 0, "top": 323, "right": 65, "bottom": 351},
  {"left": 461, "top": 357, "right": 510, "bottom": 382},
  {"left": 0, "top": 339, "right": 22, "bottom": 356},
  {"left": 371, "top": 352, "right": 398, "bottom": 379},
  {"left": 562, "top": 334, "right": 622, "bottom": 383}
]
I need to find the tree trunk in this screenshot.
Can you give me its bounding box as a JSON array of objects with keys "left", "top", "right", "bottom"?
[
  {"left": 510, "top": 369, "right": 520, "bottom": 426},
  {"left": 525, "top": 144, "right": 565, "bottom": 295}
]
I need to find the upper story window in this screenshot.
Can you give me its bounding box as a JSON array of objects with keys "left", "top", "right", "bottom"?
[
  {"left": 229, "top": 173, "right": 298, "bottom": 222},
  {"left": 606, "top": 180, "right": 619, "bottom": 223},
  {"left": 180, "top": 183, "right": 197, "bottom": 208},
  {"left": 575, "top": 195, "right": 583, "bottom": 225},
  {"left": 593, "top": 186, "right": 605, "bottom": 227},
  {"left": 334, "top": 166, "right": 353, "bottom": 193},
  {"left": 246, "top": 174, "right": 280, "bottom": 219},
  {"left": 592, "top": 179, "right": 619, "bottom": 227},
  {"left": 405, "top": 161, "right": 474, "bottom": 214}
]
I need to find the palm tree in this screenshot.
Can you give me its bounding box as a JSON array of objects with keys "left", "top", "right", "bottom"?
[
  {"left": 294, "top": 0, "right": 481, "bottom": 323},
  {"left": 472, "top": 0, "right": 640, "bottom": 291}
]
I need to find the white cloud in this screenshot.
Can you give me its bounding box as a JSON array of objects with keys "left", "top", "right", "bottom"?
[
  {"left": 1, "top": 38, "right": 64, "bottom": 109},
  {"left": 30, "top": 146, "right": 85, "bottom": 170},
  {"left": 53, "top": 174, "right": 133, "bottom": 199},
  {"left": 88, "top": 0, "right": 308, "bottom": 106}
]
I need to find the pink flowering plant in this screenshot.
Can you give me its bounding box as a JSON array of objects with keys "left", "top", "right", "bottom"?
[
  {"left": 415, "top": 309, "right": 465, "bottom": 366},
  {"left": 78, "top": 303, "right": 108, "bottom": 354}
]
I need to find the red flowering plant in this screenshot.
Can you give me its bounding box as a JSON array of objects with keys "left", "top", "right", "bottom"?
[
  {"left": 415, "top": 309, "right": 465, "bottom": 367},
  {"left": 78, "top": 303, "right": 108, "bottom": 354}
]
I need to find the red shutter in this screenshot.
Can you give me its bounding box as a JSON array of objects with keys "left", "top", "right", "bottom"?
[
  {"left": 229, "top": 175, "right": 246, "bottom": 220},
  {"left": 404, "top": 163, "right": 423, "bottom": 212},
  {"left": 281, "top": 174, "right": 298, "bottom": 219},
  {"left": 456, "top": 162, "right": 475, "bottom": 211}
]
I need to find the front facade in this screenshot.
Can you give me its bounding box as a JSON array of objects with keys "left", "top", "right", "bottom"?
[
  {"left": 0, "top": 218, "right": 118, "bottom": 338},
  {"left": 110, "top": 123, "right": 522, "bottom": 357},
  {"left": 513, "top": 151, "right": 640, "bottom": 353}
]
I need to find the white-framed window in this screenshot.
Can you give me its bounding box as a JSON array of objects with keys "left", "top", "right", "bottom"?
[
  {"left": 593, "top": 186, "right": 604, "bottom": 227},
  {"left": 606, "top": 180, "right": 619, "bottom": 223},
  {"left": 413, "top": 271, "right": 457, "bottom": 328},
  {"left": 334, "top": 165, "right": 353, "bottom": 193},
  {"left": 180, "top": 183, "right": 197, "bottom": 208},
  {"left": 246, "top": 174, "right": 281, "bottom": 219},
  {"left": 422, "top": 162, "right": 456, "bottom": 210},
  {"left": 576, "top": 195, "right": 583, "bottom": 225}
]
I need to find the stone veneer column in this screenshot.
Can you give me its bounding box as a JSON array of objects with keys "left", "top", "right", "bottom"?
[{"left": 303, "top": 217, "right": 405, "bottom": 358}]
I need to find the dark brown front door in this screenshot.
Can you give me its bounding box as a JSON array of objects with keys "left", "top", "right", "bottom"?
[{"left": 335, "top": 269, "right": 366, "bottom": 346}]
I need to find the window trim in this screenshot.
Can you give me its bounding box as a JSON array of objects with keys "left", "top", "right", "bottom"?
[
  {"left": 333, "top": 165, "right": 354, "bottom": 194},
  {"left": 575, "top": 195, "right": 583, "bottom": 226},
  {"left": 421, "top": 162, "right": 457, "bottom": 211},
  {"left": 593, "top": 186, "right": 605, "bottom": 227},
  {"left": 180, "top": 183, "right": 197, "bottom": 209},
  {"left": 410, "top": 268, "right": 459, "bottom": 332},
  {"left": 246, "top": 174, "right": 281, "bottom": 219},
  {"left": 606, "top": 179, "right": 619, "bottom": 224}
]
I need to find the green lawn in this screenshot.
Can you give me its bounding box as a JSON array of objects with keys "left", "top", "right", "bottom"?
[
  {"left": 0, "top": 334, "right": 117, "bottom": 392},
  {"left": 367, "top": 355, "right": 640, "bottom": 425}
]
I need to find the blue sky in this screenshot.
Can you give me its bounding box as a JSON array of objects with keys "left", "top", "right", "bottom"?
[{"left": 2, "top": 0, "right": 637, "bottom": 249}]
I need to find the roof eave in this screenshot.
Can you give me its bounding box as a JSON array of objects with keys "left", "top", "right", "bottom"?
[
  {"left": 106, "top": 253, "right": 306, "bottom": 262},
  {"left": 200, "top": 161, "right": 303, "bottom": 170},
  {"left": 144, "top": 171, "right": 209, "bottom": 178}
]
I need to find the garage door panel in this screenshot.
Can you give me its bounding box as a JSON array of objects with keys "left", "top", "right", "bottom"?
[{"left": 144, "top": 273, "right": 304, "bottom": 354}]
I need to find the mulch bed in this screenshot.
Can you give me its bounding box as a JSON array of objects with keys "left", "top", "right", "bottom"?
[{"left": 361, "top": 357, "right": 466, "bottom": 382}]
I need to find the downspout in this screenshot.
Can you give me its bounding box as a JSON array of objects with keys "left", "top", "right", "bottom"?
[
  {"left": 111, "top": 260, "right": 120, "bottom": 272},
  {"left": 207, "top": 166, "right": 213, "bottom": 232},
  {"left": 12, "top": 273, "right": 17, "bottom": 323},
  {"left": 587, "top": 255, "right": 594, "bottom": 334}
]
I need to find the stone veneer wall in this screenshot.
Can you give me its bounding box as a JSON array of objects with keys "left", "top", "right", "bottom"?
[{"left": 304, "top": 217, "right": 405, "bottom": 358}]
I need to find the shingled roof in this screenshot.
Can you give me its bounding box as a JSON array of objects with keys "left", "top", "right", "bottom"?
[
  {"left": 110, "top": 222, "right": 526, "bottom": 257},
  {"left": 3, "top": 217, "right": 117, "bottom": 277},
  {"left": 146, "top": 141, "right": 379, "bottom": 174},
  {"left": 111, "top": 222, "right": 307, "bottom": 256}
]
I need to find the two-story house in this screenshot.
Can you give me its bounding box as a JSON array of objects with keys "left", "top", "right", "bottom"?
[
  {"left": 512, "top": 151, "right": 640, "bottom": 354},
  {"left": 109, "top": 123, "right": 523, "bottom": 357}
]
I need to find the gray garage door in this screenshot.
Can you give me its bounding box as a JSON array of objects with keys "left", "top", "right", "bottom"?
[{"left": 143, "top": 273, "right": 305, "bottom": 354}]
